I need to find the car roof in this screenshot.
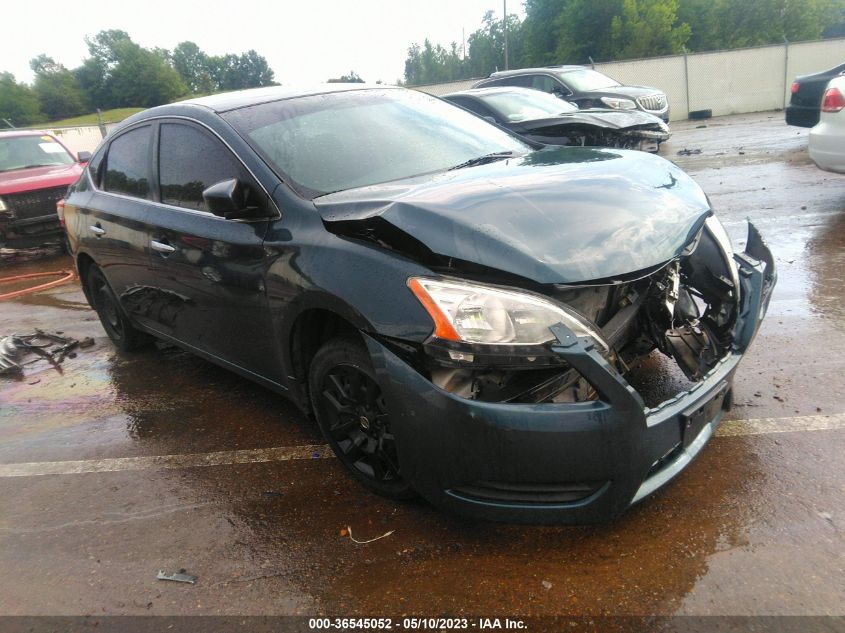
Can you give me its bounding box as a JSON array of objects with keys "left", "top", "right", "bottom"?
[
  {"left": 0, "top": 130, "right": 55, "bottom": 139},
  {"left": 488, "top": 65, "right": 586, "bottom": 78},
  {"left": 177, "top": 83, "right": 392, "bottom": 113},
  {"left": 444, "top": 86, "right": 552, "bottom": 99}
]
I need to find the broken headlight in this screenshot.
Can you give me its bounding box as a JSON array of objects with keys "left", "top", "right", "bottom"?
[{"left": 408, "top": 277, "right": 609, "bottom": 350}]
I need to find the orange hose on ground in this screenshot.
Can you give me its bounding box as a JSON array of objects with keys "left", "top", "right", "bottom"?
[{"left": 0, "top": 270, "right": 77, "bottom": 301}]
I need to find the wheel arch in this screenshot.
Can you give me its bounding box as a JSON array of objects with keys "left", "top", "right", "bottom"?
[
  {"left": 287, "top": 306, "right": 365, "bottom": 410},
  {"left": 75, "top": 251, "right": 97, "bottom": 304}
]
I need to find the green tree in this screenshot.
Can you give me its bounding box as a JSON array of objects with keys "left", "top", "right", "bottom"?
[
  {"left": 208, "top": 50, "right": 275, "bottom": 90},
  {"left": 467, "top": 11, "right": 525, "bottom": 77},
  {"left": 609, "top": 0, "right": 691, "bottom": 58},
  {"left": 402, "top": 38, "right": 468, "bottom": 85},
  {"left": 551, "top": 0, "right": 628, "bottom": 63},
  {"left": 404, "top": 43, "right": 424, "bottom": 85},
  {"left": 29, "top": 55, "right": 89, "bottom": 121},
  {"left": 76, "top": 30, "right": 186, "bottom": 108},
  {"left": 677, "top": 0, "right": 721, "bottom": 50},
  {"left": 0, "top": 73, "right": 43, "bottom": 126},
  {"left": 327, "top": 70, "right": 365, "bottom": 83},
  {"left": 106, "top": 40, "right": 187, "bottom": 107},
  {"left": 521, "top": 0, "right": 567, "bottom": 66},
  {"left": 679, "top": 0, "right": 845, "bottom": 51},
  {"left": 172, "top": 42, "right": 215, "bottom": 94}
]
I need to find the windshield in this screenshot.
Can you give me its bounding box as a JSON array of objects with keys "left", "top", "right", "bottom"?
[
  {"left": 478, "top": 90, "right": 578, "bottom": 122},
  {"left": 0, "top": 135, "right": 76, "bottom": 172},
  {"left": 558, "top": 69, "right": 621, "bottom": 92},
  {"left": 223, "top": 88, "right": 529, "bottom": 198}
]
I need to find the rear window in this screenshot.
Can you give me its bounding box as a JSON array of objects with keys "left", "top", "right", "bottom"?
[
  {"left": 104, "top": 126, "right": 151, "bottom": 199},
  {"left": 0, "top": 135, "right": 76, "bottom": 173}
]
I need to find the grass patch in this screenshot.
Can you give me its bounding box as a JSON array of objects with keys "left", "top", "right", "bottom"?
[{"left": 41, "top": 108, "right": 145, "bottom": 128}]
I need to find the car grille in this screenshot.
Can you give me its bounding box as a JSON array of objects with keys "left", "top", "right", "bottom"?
[
  {"left": 5, "top": 186, "right": 67, "bottom": 221},
  {"left": 638, "top": 94, "right": 668, "bottom": 112},
  {"left": 449, "top": 480, "right": 606, "bottom": 505}
]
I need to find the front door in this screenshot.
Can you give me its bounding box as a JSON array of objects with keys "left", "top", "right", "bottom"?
[{"left": 144, "top": 120, "right": 279, "bottom": 383}]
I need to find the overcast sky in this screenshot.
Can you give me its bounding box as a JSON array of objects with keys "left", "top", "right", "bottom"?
[{"left": 2, "top": 0, "right": 525, "bottom": 86}]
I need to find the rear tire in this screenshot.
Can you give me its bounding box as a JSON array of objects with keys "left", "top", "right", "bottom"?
[
  {"left": 87, "top": 266, "right": 152, "bottom": 352},
  {"left": 309, "top": 336, "right": 416, "bottom": 500}
]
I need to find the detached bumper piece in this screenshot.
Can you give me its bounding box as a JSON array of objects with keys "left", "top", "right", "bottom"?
[{"left": 367, "top": 223, "right": 775, "bottom": 524}]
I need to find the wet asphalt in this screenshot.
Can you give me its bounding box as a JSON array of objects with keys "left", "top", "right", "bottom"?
[{"left": 0, "top": 112, "right": 843, "bottom": 621}]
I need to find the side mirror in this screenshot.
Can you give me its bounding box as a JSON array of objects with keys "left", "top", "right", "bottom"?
[
  {"left": 202, "top": 178, "right": 265, "bottom": 220},
  {"left": 78, "top": 151, "right": 92, "bottom": 163}
]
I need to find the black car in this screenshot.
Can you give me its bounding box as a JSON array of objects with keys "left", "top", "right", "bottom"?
[
  {"left": 63, "top": 85, "right": 774, "bottom": 524},
  {"left": 473, "top": 66, "right": 670, "bottom": 122},
  {"left": 443, "top": 87, "right": 670, "bottom": 152},
  {"left": 786, "top": 62, "right": 845, "bottom": 128}
]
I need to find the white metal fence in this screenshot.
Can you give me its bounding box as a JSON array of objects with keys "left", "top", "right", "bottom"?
[{"left": 415, "top": 38, "right": 845, "bottom": 122}]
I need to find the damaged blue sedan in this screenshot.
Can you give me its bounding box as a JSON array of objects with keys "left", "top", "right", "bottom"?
[{"left": 63, "top": 85, "right": 775, "bottom": 523}]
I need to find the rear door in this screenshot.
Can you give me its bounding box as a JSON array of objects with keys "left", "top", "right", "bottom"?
[
  {"left": 145, "top": 119, "right": 279, "bottom": 382},
  {"left": 75, "top": 124, "right": 160, "bottom": 329}
]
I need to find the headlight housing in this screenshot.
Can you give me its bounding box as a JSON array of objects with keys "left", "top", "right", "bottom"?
[
  {"left": 408, "top": 277, "right": 609, "bottom": 350},
  {"left": 600, "top": 97, "right": 637, "bottom": 110}
]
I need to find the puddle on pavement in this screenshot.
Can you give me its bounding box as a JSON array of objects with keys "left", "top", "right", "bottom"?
[{"left": 0, "top": 119, "right": 844, "bottom": 616}]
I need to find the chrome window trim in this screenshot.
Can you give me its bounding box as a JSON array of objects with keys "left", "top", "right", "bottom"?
[{"left": 91, "top": 115, "right": 282, "bottom": 223}]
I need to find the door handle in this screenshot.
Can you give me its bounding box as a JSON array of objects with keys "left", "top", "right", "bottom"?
[
  {"left": 150, "top": 239, "right": 176, "bottom": 254},
  {"left": 89, "top": 225, "right": 105, "bottom": 236}
]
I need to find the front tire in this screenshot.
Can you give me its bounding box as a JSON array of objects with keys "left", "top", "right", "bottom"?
[
  {"left": 309, "top": 336, "right": 415, "bottom": 500},
  {"left": 87, "top": 266, "right": 152, "bottom": 352}
]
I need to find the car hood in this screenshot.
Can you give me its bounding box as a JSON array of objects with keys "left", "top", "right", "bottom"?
[
  {"left": 584, "top": 85, "right": 662, "bottom": 99},
  {"left": 314, "top": 147, "right": 711, "bottom": 284},
  {"left": 510, "top": 109, "right": 667, "bottom": 131},
  {"left": 0, "top": 163, "right": 83, "bottom": 196}
]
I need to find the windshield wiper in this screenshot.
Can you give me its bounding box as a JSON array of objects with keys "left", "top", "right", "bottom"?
[{"left": 448, "top": 151, "right": 514, "bottom": 171}]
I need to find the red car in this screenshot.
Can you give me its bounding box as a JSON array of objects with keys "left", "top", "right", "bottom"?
[{"left": 0, "top": 130, "right": 90, "bottom": 244}]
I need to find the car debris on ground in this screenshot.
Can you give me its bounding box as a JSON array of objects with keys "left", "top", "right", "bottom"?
[
  {"left": 346, "top": 526, "right": 395, "bottom": 544},
  {"left": 0, "top": 330, "right": 93, "bottom": 376},
  {"left": 156, "top": 569, "right": 198, "bottom": 584},
  {"left": 677, "top": 148, "right": 703, "bottom": 155},
  {"left": 0, "top": 243, "right": 63, "bottom": 264}
]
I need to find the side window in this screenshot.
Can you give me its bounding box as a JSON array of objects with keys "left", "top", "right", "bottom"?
[
  {"left": 483, "top": 76, "right": 530, "bottom": 88},
  {"left": 501, "top": 75, "right": 533, "bottom": 89},
  {"left": 448, "top": 96, "right": 480, "bottom": 114},
  {"left": 463, "top": 99, "right": 499, "bottom": 121},
  {"left": 531, "top": 75, "right": 557, "bottom": 93},
  {"left": 104, "top": 126, "right": 151, "bottom": 199},
  {"left": 158, "top": 122, "right": 256, "bottom": 213},
  {"left": 87, "top": 147, "right": 105, "bottom": 188}
]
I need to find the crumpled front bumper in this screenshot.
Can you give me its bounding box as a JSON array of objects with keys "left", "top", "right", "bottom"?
[{"left": 366, "top": 223, "right": 776, "bottom": 524}]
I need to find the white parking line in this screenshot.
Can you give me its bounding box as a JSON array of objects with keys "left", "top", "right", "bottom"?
[
  {"left": 0, "top": 444, "right": 333, "bottom": 478},
  {"left": 715, "top": 413, "right": 845, "bottom": 437},
  {"left": 0, "top": 414, "right": 842, "bottom": 478}
]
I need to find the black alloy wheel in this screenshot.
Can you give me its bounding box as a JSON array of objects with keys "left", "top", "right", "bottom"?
[{"left": 309, "top": 337, "right": 415, "bottom": 499}]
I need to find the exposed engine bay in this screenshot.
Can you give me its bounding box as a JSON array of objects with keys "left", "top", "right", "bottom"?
[
  {"left": 521, "top": 123, "right": 668, "bottom": 152},
  {"left": 424, "top": 219, "right": 739, "bottom": 404}
]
